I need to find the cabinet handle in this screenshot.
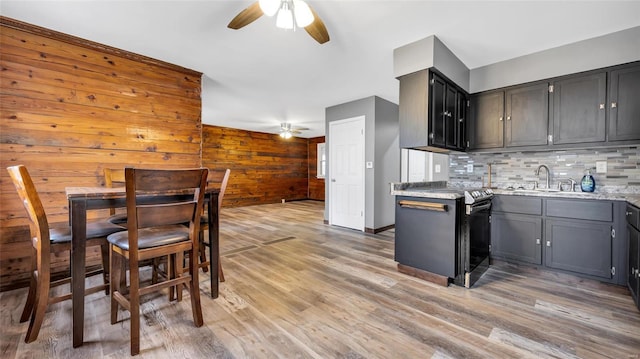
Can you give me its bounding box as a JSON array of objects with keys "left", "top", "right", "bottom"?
[
  {"left": 398, "top": 200, "right": 448, "bottom": 212},
  {"left": 506, "top": 116, "right": 511, "bottom": 121},
  {"left": 499, "top": 116, "right": 503, "bottom": 122},
  {"left": 546, "top": 240, "right": 552, "bottom": 247},
  {"left": 611, "top": 102, "right": 617, "bottom": 109},
  {"left": 459, "top": 118, "right": 463, "bottom": 123},
  {"left": 536, "top": 238, "right": 541, "bottom": 245},
  {"left": 599, "top": 103, "right": 605, "bottom": 110}
]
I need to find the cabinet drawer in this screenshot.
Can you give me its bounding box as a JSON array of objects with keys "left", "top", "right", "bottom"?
[
  {"left": 546, "top": 199, "right": 612, "bottom": 222},
  {"left": 627, "top": 204, "right": 640, "bottom": 231},
  {"left": 492, "top": 195, "right": 542, "bottom": 215}
]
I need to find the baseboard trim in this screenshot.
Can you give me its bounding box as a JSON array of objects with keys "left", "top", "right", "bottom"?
[{"left": 365, "top": 224, "right": 395, "bottom": 234}]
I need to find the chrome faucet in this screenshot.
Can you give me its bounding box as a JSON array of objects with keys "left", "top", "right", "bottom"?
[{"left": 535, "top": 164, "right": 550, "bottom": 189}]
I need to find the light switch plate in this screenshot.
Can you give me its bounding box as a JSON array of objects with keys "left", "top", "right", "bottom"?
[
  {"left": 595, "top": 161, "right": 607, "bottom": 173},
  {"left": 366, "top": 161, "right": 373, "bottom": 169},
  {"left": 434, "top": 164, "right": 441, "bottom": 173}
]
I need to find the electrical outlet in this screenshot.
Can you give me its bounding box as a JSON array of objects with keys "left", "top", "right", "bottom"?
[
  {"left": 435, "top": 164, "right": 441, "bottom": 173},
  {"left": 595, "top": 161, "right": 607, "bottom": 173},
  {"left": 466, "top": 164, "right": 474, "bottom": 173}
]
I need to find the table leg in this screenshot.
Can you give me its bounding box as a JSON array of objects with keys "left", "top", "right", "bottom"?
[
  {"left": 70, "top": 199, "right": 87, "bottom": 348},
  {"left": 208, "top": 192, "right": 219, "bottom": 298}
]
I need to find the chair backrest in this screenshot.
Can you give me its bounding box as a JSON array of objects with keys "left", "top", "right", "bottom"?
[
  {"left": 104, "top": 168, "right": 126, "bottom": 215},
  {"left": 7, "top": 165, "right": 51, "bottom": 260},
  {"left": 104, "top": 168, "right": 126, "bottom": 188},
  {"left": 207, "top": 169, "right": 231, "bottom": 212},
  {"left": 124, "top": 167, "right": 208, "bottom": 249}
]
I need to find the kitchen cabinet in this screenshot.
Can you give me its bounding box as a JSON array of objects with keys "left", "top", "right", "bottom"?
[
  {"left": 469, "top": 82, "right": 548, "bottom": 149},
  {"left": 491, "top": 196, "right": 543, "bottom": 264},
  {"left": 399, "top": 69, "right": 468, "bottom": 152},
  {"left": 469, "top": 91, "right": 503, "bottom": 149},
  {"left": 468, "top": 61, "right": 640, "bottom": 152},
  {"left": 492, "top": 213, "right": 542, "bottom": 265},
  {"left": 550, "top": 71, "right": 607, "bottom": 145},
  {"left": 608, "top": 63, "right": 640, "bottom": 142},
  {"left": 544, "top": 219, "right": 613, "bottom": 278},
  {"left": 505, "top": 83, "right": 549, "bottom": 147},
  {"left": 490, "top": 195, "right": 625, "bottom": 285},
  {"left": 627, "top": 204, "right": 640, "bottom": 310}
]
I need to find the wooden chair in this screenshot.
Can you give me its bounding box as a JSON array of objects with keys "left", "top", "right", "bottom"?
[
  {"left": 107, "top": 167, "right": 207, "bottom": 356},
  {"left": 6, "top": 165, "right": 124, "bottom": 343},
  {"left": 198, "top": 168, "right": 230, "bottom": 282},
  {"left": 103, "top": 168, "right": 127, "bottom": 227}
]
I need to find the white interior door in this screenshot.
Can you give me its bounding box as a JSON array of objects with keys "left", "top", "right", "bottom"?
[{"left": 329, "top": 116, "right": 365, "bottom": 231}]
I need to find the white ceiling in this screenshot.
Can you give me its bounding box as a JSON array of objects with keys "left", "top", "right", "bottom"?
[{"left": 2, "top": 1, "right": 640, "bottom": 138}]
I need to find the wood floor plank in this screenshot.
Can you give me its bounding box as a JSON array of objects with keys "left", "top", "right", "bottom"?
[{"left": 1, "top": 201, "right": 639, "bottom": 358}]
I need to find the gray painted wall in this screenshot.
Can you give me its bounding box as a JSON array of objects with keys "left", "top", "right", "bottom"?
[
  {"left": 394, "top": 35, "right": 470, "bottom": 91},
  {"left": 470, "top": 26, "right": 640, "bottom": 93},
  {"left": 325, "top": 96, "right": 399, "bottom": 230}
]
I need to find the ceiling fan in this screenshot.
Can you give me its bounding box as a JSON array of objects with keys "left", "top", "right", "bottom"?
[
  {"left": 278, "top": 122, "right": 309, "bottom": 139},
  {"left": 228, "top": 0, "right": 330, "bottom": 44}
]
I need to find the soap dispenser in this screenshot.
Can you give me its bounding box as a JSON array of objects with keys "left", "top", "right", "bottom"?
[{"left": 580, "top": 168, "right": 596, "bottom": 192}]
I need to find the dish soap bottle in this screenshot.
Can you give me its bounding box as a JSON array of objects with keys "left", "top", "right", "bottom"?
[{"left": 581, "top": 168, "right": 595, "bottom": 192}]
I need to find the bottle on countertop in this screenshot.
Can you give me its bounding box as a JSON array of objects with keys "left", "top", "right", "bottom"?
[{"left": 580, "top": 168, "right": 596, "bottom": 192}]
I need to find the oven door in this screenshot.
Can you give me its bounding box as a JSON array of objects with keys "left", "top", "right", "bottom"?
[{"left": 456, "top": 200, "right": 491, "bottom": 288}]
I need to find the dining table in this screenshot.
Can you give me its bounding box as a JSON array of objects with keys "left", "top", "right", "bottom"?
[{"left": 65, "top": 185, "right": 220, "bottom": 348}]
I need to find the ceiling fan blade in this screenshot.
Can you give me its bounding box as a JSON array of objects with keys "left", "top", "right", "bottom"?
[
  {"left": 304, "top": 6, "right": 330, "bottom": 44},
  {"left": 228, "top": 2, "right": 264, "bottom": 30}
]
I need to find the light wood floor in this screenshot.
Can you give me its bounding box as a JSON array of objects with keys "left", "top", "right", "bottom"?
[{"left": 2, "top": 200, "right": 639, "bottom": 358}]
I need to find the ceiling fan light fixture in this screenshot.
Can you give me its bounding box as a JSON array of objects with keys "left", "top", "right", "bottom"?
[
  {"left": 259, "top": 0, "right": 280, "bottom": 16},
  {"left": 293, "top": 0, "right": 314, "bottom": 27},
  {"left": 276, "top": 2, "right": 294, "bottom": 29}
]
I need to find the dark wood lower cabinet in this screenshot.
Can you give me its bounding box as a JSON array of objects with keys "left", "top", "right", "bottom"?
[
  {"left": 490, "top": 195, "right": 625, "bottom": 286},
  {"left": 491, "top": 213, "right": 542, "bottom": 265},
  {"left": 544, "top": 219, "right": 612, "bottom": 278},
  {"left": 627, "top": 204, "right": 640, "bottom": 310}
]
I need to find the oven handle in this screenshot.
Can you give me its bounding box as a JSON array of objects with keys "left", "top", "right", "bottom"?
[
  {"left": 467, "top": 201, "right": 492, "bottom": 214},
  {"left": 398, "top": 200, "right": 448, "bottom": 212}
]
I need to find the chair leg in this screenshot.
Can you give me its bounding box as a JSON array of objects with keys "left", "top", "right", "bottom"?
[
  {"left": 187, "top": 247, "right": 204, "bottom": 327},
  {"left": 176, "top": 252, "right": 184, "bottom": 302},
  {"left": 100, "top": 243, "right": 110, "bottom": 295},
  {"left": 129, "top": 264, "right": 141, "bottom": 356},
  {"left": 218, "top": 258, "right": 225, "bottom": 283},
  {"left": 24, "top": 271, "right": 50, "bottom": 343},
  {"left": 19, "top": 268, "right": 37, "bottom": 323},
  {"left": 199, "top": 230, "right": 208, "bottom": 273},
  {"left": 110, "top": 247, "right": 123, "bottom": 325}
]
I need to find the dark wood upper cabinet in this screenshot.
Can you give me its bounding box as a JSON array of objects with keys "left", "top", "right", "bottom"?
[
  {"left": 469, "top": 91, "right": 504, "bottom": 149},
  {"left": 608, "top": 63, "right": 640, "bottom": 141},
  {"left": 550, "top": 71, "right": 607, "bottom": 144},
  {"left": 399, "top": 69, "right": 468, "bottom": 152},
  {"left": 469, "top": 61, "right": 640, "bottom": 152},
  {"left": 505, "top": 82, "right": 549, "bottom": 147}
]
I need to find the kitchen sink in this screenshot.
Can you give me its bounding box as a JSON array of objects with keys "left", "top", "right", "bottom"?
[{"left": 510, "top": 188, "right": 590, "bottom": 196}]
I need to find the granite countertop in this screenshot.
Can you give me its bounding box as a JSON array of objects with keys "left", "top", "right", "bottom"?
[
  {"left": 390, "top": 181, "right": 464, "bottom": 200},
  {"left": 390, "top": 181, "right": 640, "bottom": 207}
]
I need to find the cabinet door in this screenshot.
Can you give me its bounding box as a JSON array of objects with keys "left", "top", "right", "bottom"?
[
  {"left": 608, "top": 65, "right": 640, "bottom": 141},
  {"left": 491, "top": 213, "right": 542, "bottom": 264},
  {"left": 505, "top": 83, "right": 549, "bottom": 147},
  {"left": 399, "top": 70, "right": 428, "bottom": 148},
  {"left": 628, "top": 226, "right": 639, "bottom": 307},
  {"left": 470, "top": 91, "right": 504, "bottom": 149},
  {"left": 444, "top": 85, "right": 458, "bottom": 149},
  {"left": 430, "top": 74, "right": 447, "bottom": 148},
  {"left": 551, "top": 72, "right": 606, "bottom": 144},
  {"left": 455, "top": 92, "right": 468, "bottom": 151},
  {"left": 545, "top": 219, "right": 612, "bottom": 278}
]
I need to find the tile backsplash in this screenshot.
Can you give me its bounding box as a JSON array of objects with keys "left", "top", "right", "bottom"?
[{"left": 449, "top": 146, "right": 640, "bottom": 193}]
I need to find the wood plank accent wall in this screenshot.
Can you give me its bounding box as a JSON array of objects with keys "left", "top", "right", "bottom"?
[
  {"left": 308, "top": 136, "right": 325, "bottom": 201},
  {"left": 0, "top": 17, "right": 203, "bottom": 291},
  {"left": 202, "top": 125, "right": 310, "bottom": 207}
]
